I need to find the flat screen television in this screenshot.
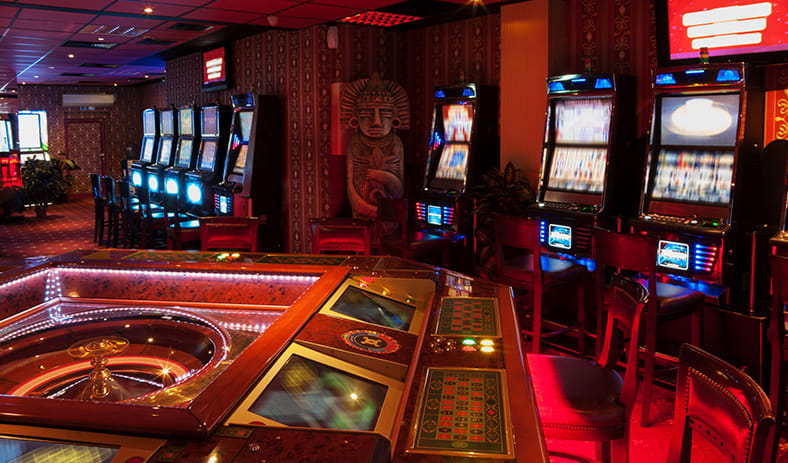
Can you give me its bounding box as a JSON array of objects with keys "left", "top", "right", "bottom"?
[
  {"left": 202, "top": 106, "right": 219, "bottom": 136},
  {"left": 238, "top": 111, "right": 253, "bottom": 142},
  {"left": 202, "top": 46, "right": 229, "bottom": 92},
  {"left": 656, "top": 0, "right": 788, "bottom": 65},
  {"left": 658, "top": 93, "right": 740, "bottom": 147},
  {"left": 140, "top": 137, "right": 155, "bottom": 163},
  {"left": 434, "top": 143, "right": 470, "bottom": 182},
  {"left": 178, "top": 108, "right": 194, "bottom": 137},
  {"left": 546, "top": 146, "right": 608, "bottom": 193},
  {"left": 441, "top": 103, "right": 474, "bottom": 143},
  {"left": 199, "top": 139, "right": 218, "bottom": 170},
  {"left": 232, "top": 144, "right": 248, "bottom": 175},
  {"left": 650, "top": 149, "right": 735, "bottom": 204},
  {"left": 158, "top": 138, "right": 173, "bottom": 165},
  {"left": 553, "top": 97, "right": 612, "bottom": 144},
  {"left": 175, "top": 138, "right": 193, "bottom": 167},
  {"left": 228, "top": 344, "right": 403, "bottom": 437},
  {"left": 142, "top": 109, "right": 156, "bottom": 135}
]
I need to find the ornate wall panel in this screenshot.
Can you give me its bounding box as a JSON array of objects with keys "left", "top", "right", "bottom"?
[{"left": 765, "top": 64, "right": 788, "bottom": 143}]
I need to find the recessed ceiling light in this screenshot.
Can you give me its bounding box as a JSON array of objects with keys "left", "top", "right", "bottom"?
[
  {"left": 143, "top": 7, "right": 153, "bottom": 14},
  {"left": 67, "top": 54, "right": 75, "bottom": 58},
  {"left": 144, "top": 75, "right": 149, "bottom": 78},
  {"left": 48, "top": 66, "right": 54, "bottom": 70},
  {"left": 97, "top": 37, "right": 104, "bottom": 41},
  {"left": 33, "top": 75, "right": 38, "bottom": 78}
]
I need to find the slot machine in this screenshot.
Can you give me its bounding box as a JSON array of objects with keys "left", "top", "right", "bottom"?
[
  {"left": 416, "top": 83, "right": 498, "bottom": 238},
  {"left": 163, "top": 105, "right": 200, "bottom": 207},
  {"left": 767, "top": 140, "right": 788, "bottom": 257},
  {"left": 213, "top": 94, "right": 283, "bottom": 250},
  {"left": 129, "top": 108, "right": 158, "bottom": 189},
  {"left": 0, "top": 114, "right": 20, "bottom": 188},
  {"left": 630, "top": 63, "right": 764, "bottom": 307},
  {"left": 145, "top": 107, "right": 177, "bottom": 203},
  {"left": 16, "top": 110, "right": 49, "bottom": 164},
  {"left": 183, "top": 104, "right": 231, "bottom": 216},
  {"left": 532, "top": 73, "right": 637, "bottom": 259}
]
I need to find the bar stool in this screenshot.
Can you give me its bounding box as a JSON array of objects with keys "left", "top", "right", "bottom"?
[
  {"left": 200, "top": 216, "right": 260, "bottom": 252},
  {"left": 101, "top": 175, "right": 119, "bottom": 247},
  {"left": 593, "top": 227, "right": 705, "bottom": 427},
  {"left": 310, "top": 217, "right": 372, "bottom": 255},
  {"left": 90, "top": 173, "right": 107, "bottom": 244},
  {"left": 376, "top": 198, "right": 451, "bottom": 267},
  {"left": 767, "top": 253, "right": 788, "bottom": 462}
]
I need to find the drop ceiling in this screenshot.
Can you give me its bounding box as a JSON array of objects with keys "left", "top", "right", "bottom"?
[{"left": 0, "top": 0, "right": 519, "bottom": 92}]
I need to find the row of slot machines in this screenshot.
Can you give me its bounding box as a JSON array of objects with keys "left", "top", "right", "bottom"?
[{"left": 128, "top": 94, "right": 284, "bottom": 251}]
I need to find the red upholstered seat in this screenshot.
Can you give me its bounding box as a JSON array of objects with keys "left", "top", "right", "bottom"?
[
  {"left": 768, "top": 253, "right": 788, "bottom": 462},
  {"left": 199, "top": 216, "right": 260, "bottom": 252},
  {"left": 310, "top": 218, "right": 372, "bottom": 254}
]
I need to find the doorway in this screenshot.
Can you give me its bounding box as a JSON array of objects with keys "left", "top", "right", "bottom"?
[{"left": 65, "top": 119, "right": 105, "bottom": 197}]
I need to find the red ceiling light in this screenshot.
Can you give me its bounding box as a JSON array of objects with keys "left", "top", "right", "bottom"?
[{"left": 340, "top": 11, "right": 422, "bottom": 27}]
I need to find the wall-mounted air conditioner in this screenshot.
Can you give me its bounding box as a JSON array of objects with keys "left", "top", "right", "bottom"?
[{"left": 62, "top": 93, "right": 115, "bottom": 107}]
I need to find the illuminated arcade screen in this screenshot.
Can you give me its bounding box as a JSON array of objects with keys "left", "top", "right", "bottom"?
[
  {"left": 329, "top": 285, "right": 415, "bottom": 331},
  {"left": 657, "top": 239, "right": 690, "bottom": 271},
  {"left": 199, "top": 140, "right": 218, "bottom": 170},
  {"left": 143, "top": 110, "right": 156, "bottom": 135},
  {"left": 232, "top": 144, "right": 249, "bottom": 174},
  {"left": 239, "top": 111, "right": 253, "bottom": 142},
  {"left": 158, "top": 139, "right": 173, "bottom": 165},
  {"left": 202, "top": 106, "right": 218, "bottom": 136},
  {"left": 0, "top": 436, "right": 117, "bottom": 462},
  {"left": 161, "top": 111, "right": 174, "bottom": 135},
  {"left": 176, "top": 138, "right": 193, "bottom": 167},
  {"left": 179, "top": 109, "right": 193, "bottom": 136},
  {"left": 442, "top": 103, "right": 474, "bottom": 142},
  {"left": 17, "top": 111, "right": 46, "bottom": 152},
  {"left": 0, "top": 120, "right": 13, "bottom": 152},
  {"left": 548, "top": 224, "right": 572, "bottom": 250},
  {"left": 434, "top": 143, "right": 470, "bottom": 182},
  {"left": 663, "top": 1, "right": 788, "bottom": 61},
  {"left": 554, "top": 97, "right": 612, "bottom": 144},
  {"left": 659, "top": 94, "right": 740, "bottom": 147},
  {"left": 546, "top": 147, "right": 608, "bottom": 193},
  {"left": 651, "top": 150, "right": 734, "bottom": 204},
  {"left": 140, "top": 137, "right": 155, "bottom": 163}
]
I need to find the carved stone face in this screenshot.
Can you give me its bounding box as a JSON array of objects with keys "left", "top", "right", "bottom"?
[{"left": 357, "top": 100, "right": 394, "bottom": 139}]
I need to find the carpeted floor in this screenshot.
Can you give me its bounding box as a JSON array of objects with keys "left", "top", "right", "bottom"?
[{"left": 1, "top": 197, "right": 788, "bottom": 462}]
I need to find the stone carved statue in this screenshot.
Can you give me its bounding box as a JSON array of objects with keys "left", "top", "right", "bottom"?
[{"left": 341, "top": 73, "right": 410, "bottom": 221}]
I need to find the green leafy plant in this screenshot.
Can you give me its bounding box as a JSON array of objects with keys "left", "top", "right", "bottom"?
[
  {"left": 22, "top": 159, "right": 71, "bottom": 215},
  {"left": 467, "top": 161, "right": 536, "bottom": 279},
  {"left": 0, "top": 186, "right": 25, "bottom": 216}
]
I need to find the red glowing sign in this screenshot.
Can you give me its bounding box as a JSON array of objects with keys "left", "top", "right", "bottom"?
[{"left": 202, "top": 47, "right": 228, "bottom": 92}]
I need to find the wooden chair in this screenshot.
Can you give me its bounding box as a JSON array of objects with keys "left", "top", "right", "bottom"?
[
  {"left": 116, "top": 179, "right": 142, "bottom": 248},
  {"left": 668, "top": 343, "right": 774, "bottom": 463},
  {"left": 527, "top": 273, "right": 648, "bottom": 463},
  {"left": 199, "top": 216, "right": 260, "bottom": 252},
  {"left": 310, "top": 217, "right": 372, "bottom": 254},
  {"left": 376, "top": 197, "right": 452, "bottom": 267},
  {"left": 767, "top": 253, "right": 788, "bottom": 463},
  {"left": 135, "top": 185, "right": 168, "bottom": 249},
  {"left": 593, "top": 228, "right": 705, "bottom": 427},
  {"left": 493, "top": 214, "right": 588, "bottom": 355},
  {"left": 90, "top": 173, "right": 107, "bottom": 244},
  {"left": 163, "top": 193, "right": 200, "bottom": 250}
]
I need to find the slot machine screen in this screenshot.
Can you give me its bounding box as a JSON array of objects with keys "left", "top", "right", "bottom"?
[
  {"left": 17, "top": 112, "right": 43, "bottom": 152},
  {"left": 232, "top": 145, "right": 248, "bottom": 175},
  {"left": 657, "top": 239, "right": 690, "bottom": 271},
  {"left": 328, "top": 285, "right": 415, "bottom": 331},
  {"left": 158, "top": 139, "right": 172, "bottom": 165},
  {"left": 650, "top": 150, "right": 734, "bottom": 204},
  {"left": 548, "top": 224, "right": 572, "bottom": 250},
  {"left": 199, "top": 139, "right": 218, "bottom": 170},
  {"left": 239, "top": 111, "right": 253, "bottom": 142},
  {"left": 553, "top": 97, "right": 612, "bottom": 144},
  {"left": 143, "top": 110, "right": 156, "bottom": 135},
  {"left": 202, "top": 106, "right": 218, "bottom": 136},
  {"left": 546, "top": 147, "right": 608, "bottom": 193},
  {"left": 179, "top": 109, "right": 194, "bottom": 136},
  {"left": 434, "top": 143, "right": 470, "bottom": 182},
  {"left": 0, "top": 121, "right": 11, "bottom": 152},
  {"left": 161, "top": 111, "right": 174, "bottom": 135},
  {"left": 659, "top": 94, "right": 740, "bottom": 147},
  {"left": 0, "top": 436, "right": 118, "bottom": 462},
  {"left": 176, "top": 138, "right": 193, "bottom": 167},
  {"left": 140, "top": 137, "right": 154, "bottom": 163},
  {"left": 442, "top": 103, "right": 474, "bottom": 142}
]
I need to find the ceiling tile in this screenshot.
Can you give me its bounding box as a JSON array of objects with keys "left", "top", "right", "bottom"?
[
  {"left": 0, "top": 6, "right": 19, "bottom": 18},
  {"left": 205, "top": 0, "right": 298, "bottom": 15},
  {"left": 12, "top": 19, "right": 86, "bottom": 33},
  {"left": 314, "top": 0, "right": 401, "bottom": 9},
  {"left": 16, "top": 9, "right": 96, "bottom": 23},
  {"left": 251, "top": 15, "right": 323, "bottom": 29},
  {"left": 103, "top": 1, "right": 195, "bottom": 17},
  {"left": 280, "top": 3, "right": 361, "bottom": 20},
  {"left": 15, "top": 0, "right": 113, "bottom": 8},
  {"left": 180, "top": 7, "right": 261, "bottom": 23}
]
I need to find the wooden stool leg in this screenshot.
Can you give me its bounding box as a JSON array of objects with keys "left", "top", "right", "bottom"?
[
  {"left": 531, "top": 286, "right": 543, "bottom": 354},
  {"left": 640, "top": 309, "right": 658, "bottom": 427},
  {"left": 577, "top": 282, "right": 587, "bottom": 358}
]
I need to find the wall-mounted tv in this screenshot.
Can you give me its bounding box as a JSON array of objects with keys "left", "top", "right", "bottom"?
[
  {"left": 202, "top": 46, "right": 229, "bottom": 92},
  {"left": 658, "top": 93, "right": 740, "bottom": 147},
  {"left": 656, "top": 0, "right": 788, "bottom": 65},
  {"left": 199, "top": 139, "right": 218, "bottom": 170}
]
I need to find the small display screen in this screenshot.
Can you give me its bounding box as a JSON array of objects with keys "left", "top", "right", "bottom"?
[
  {"left": 441, "top": 103, "right": 474, "bottom": 142},
  {"left": 158, "top": 138, "right": 173, "bottom": 165},
  {"left": 232, "top": 145, "right": 248, "bottom": 174},
  {"left": 219, "top": 195, "right": 230, "bottom": 214},
  {"left": 651, "top": 150, "right": 734, "bottom": 204},
  {"left": 202, "top": 106, "right": 218, "bottom": 136},
  {"left": 657, "top": 239, "right": 690, "bottom": 271},
  {"left": 248, "top": 354, "right": 387, "bottom": 431},
  {"left": 547, "top": 146, "right": 608, "bottom": 193},
  {"left": 427, "top": 205, "right": 442, "bottom": 226},
  {"left": 659, "top": 94, "right": 740, "bottom": 147},
  {"left": 0, "top": 436, "right": 117, "bottom": 462},
  {"left": 179, "top": 108, "right": 193, "bottom": 136},
  {"left": 176, "top": 138, "right": 193, "bottom": 167},
  {"left": 554, "top": 97, "right": 612, "bottom": 144},
  {"left": 435, "top": 143, "right": 470, "bottom": 181},
  {"left": 17, "top": 112, "right": 43, "bottom": 152},
  {"left": 143, "top": 109, "right": 156, "bottom": 135},
  {"left": 140, "top": 137, "right": 154, "bottom": 163},
  {"left": 330, "top": 286, "right": 415, "bottom": 331},
  {"left": 160, "top": 110, "right": 174, "bottom": 135},
  {"left": 239, "top": 111, "right": 253, "bottom": 142},
  {"left": 199, "top": 140, "right": 218, "bottom": 170},
  {"left": 548, "top": 224, "right": 572, "bottom": 250}
]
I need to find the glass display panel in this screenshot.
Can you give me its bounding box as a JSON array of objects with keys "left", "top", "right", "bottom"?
[
  {"left": 158, "top": 139, "right": 173, "bottom": 165},
  {"left": 199, "top": 140, "right": 218, "bottom": 170},
  {"left": 651, "top": 150, "right": 734, "bottom": 204},
  {"left": 232, "top": 145, "right": 248, "bottom": 174},
  {"left": 176, "top": 139, "right": 193, "bottom": 167},
  {"left": 329, "top": 286, "right": 415, "bottom": 331},
  {"left": 143, "top": 110, "right": 156, "bottom": 135},
  {"left": 160, "top": 110, "right": 174, "bottom": 135},
  {"left": 238, "top": 111, "right": 253, "bottom": 142},
  {"left": 442, "top": 103, "right": 474, "bottom": 143},
  {"left": 427, "top": 205, "right": 442, "bottom": 226},
  {"left": 17, "top": 112, "right": 43, "bottom": 152},
  {"left": 0, "top": 120, "right": 12, "bottom": 152},
  {"left": 546, "top": 147, "right": 607, "bottom": 193},
  {"left": 658, "top": 239, "right": 690, "bottom": 271},
  {"left": 434, "top": 143, "right": 470, "bottom": 181},
  {"left": 140, "top": 137, "right": 154, "bottom": 162},
  {"left": 179, "top": 109, "right": 193, "bottom": 136},
  {"left": 554, "top": 97, "right": 612, "bottom": 144},
  {"left": 0, "top": 436, "right": 117, "bottom": 462},
  {"left": 548, "top": 224, "right": 572, "bottom": 250},
  {"left": 202, "top": 106, "right": 218, "bottom": 136},
  {"left": 659, "top": 94, "right": 740, "bottom": 147},
  {"left": 247, "top": 354, "right": 387, "bottom": 431}
]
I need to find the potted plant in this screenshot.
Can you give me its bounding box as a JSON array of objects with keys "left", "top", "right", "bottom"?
[
  {"left": 21, "top": 158, "right": 71, "bottom": 217},
  {"left": 467, "top": 161, "right": 536, "bottom": 279}
]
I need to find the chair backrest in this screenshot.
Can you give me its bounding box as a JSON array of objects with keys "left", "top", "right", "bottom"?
[
  {"left": 310, "top": 218, "right": 372, "bottom": 254},
  {"left": 90, "top": 173, "right": 102, "bottom": 201},
  {"left": 593, "top": 227, "right": 658, "bottom": 275},
  {"left": 199, "top": 216, "right": 260, "bottom": 252},
  {"left": 376, "top": 197, "right": 409, "bottom": 256},
  {"left": 667, "top": 343, "right": 774, "bottom": 463},
  {"left": 101, "top": 176, "right": 116, "bottom": 206},
  {"left": 116, "top": 179, "right": 132, "bottom": 211},
  {"left": 493, "top": 214, "right": 542, "bottom": 286}
]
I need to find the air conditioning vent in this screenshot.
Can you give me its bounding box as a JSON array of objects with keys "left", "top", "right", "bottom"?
[
  {"left": 168, "top": 23, "right": 213, "bottom": 32},
  {"left": 80, "top": 25, "right": 149, "bottom": 37},
  {"left": 60, "top": 72, "right": 97, "bottom": 77},
  {"left": 62, "top": 40, "right": 118, "bottom": 50},
  {"left": 138, "top": 38, "right": 176, "bottom": 46},
  {"left": 62, "top": 93, "right": 115, "bottom": 107},
  {"left": 80, "top": 63, "right": 121, "bottom": 69}
]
